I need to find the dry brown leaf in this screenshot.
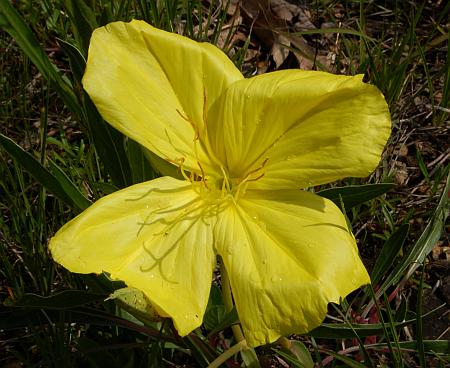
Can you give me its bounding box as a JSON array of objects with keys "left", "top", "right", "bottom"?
[
  {"left": 271, "top": 35, "right": 290, "bottom": 67},
  {"left": 239, "top": 0, "right": 326, "bottom": 70}
]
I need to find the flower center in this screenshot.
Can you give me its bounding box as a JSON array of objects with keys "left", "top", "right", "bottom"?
[{"left": 192, "top": 159, "right": 269, "bottom": 206}]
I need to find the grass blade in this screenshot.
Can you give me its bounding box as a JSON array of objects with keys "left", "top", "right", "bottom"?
[
  {"left": 371, "top": 224, "right": 409, "bottom": 286},
  {"left": 4, "top": 290, "right": 107, "bottom": 310},
  {"left": 319, "top": 349, "right": 367, "bottom": 368},
  {"left": 416, "top": 264, "right": 426, "bottom": 367},
  {"left": 58, "top": 37, "right": 133, "bottom": 188},
  {"left": 62, "top": 0, "right": 98, "bottom": 54},
  {"left": 126, "top": 139, "right": 155, "bottom": 184},
  {"left": 402, "top": 173, "right": 449, "bottom": 282},
  {"left": 47, "top": 159, "right": 91, "bottom": 210},
  {"left": 0, "top": 133, "right": 89, "bottom": 210},
  {"left": 0, "top": 0, "right": 83, "bottom": 119},
  {"left": 317, "top": 183, "right": 395, "bottom": 210}
]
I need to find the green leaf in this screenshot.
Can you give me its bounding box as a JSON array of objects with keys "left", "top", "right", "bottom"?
[
  {"left": 48, "top": 158, "right": 91, "bottom": 210},
  {"left": 317, "top": 183, "right": 395, "bottom": 210},
  {"left": 0, "top": 306, "right": 176, "bottom": 343},
  {"left": 309, "top": 322, "right": 388, "bottom": 339},
  {"left": 416, "top": 265, "right": 426, "bottom": 367},
  {"left": 57, "top": 38, "right": 86, "bottom": 83},
  {"left": 309, "top": 302, "right": 445, "bottom": 339},
  {"left": 241, "top": 348, "right": 261, "bottom": 368},
  {"left": 0, "top": 1, "right": 132, "bottom": 189},
  {"left": 319, "top": 349, "right": 367, "bottom": 368},
  {"left": 203, "top": 305, "right": 227, "bottom": 331},
  {"left": 383, "top": 173, "right": 449, "bottom": 290},
  {"left": 271, "top": 349, "right": 307, "bottom": 368},
  {"left": 204, "top": 285, "right": 227, "bottom": 331},
  {"left": 207, "top": 307, "right": 239, "bottom": 337},
  {"left": 369, "top": 340, "right": 450, "bottom": 355},
  {"left": 77, "top": 337, "right": 118, "bottom": 368},
  {"left": 0, "top": 134, "right": 90, "bottom": 210},
  {"left": 62, "top": 0, "right": 98, "bottom": 54},
  {"left": 144, "top": 149, "right": 182, "bottom": 179},
  {"left": 0, "top": 0, "right": 83, "bottom": 119},
  {"left": 403, "top": 173, "right": 450, "bottom": 279},
  {"left": 127, "top": 139, "right": 155, "bottom": 184},
  {"left": 273, "top": 341, "right": 314, "bottom": 368},
  {"left": 57, "top": 35, "right": 133, "bottom": 188},
  {"left": 4, "top": 290, "right": 107, "bottom": 309},
  {"left": 288, "top": 341, "right": 314, "bottom": 368},
  {"left": 83, "top": 97, "right": 133, "bottom": 188},
  {"left": 291, "top": 27, "right": 375, "bottom": 41},
  {"left": 91, "top": 182, "right": 119, "bottom": 195},
  {"left": 371, "top": 224, "right": 409, "bottom": 286},
  {"left": 80, "top": 273, "right": 125, "bottom": 294},
  {"left": 183, "top": 334, "right": 218, "bottom": 366}
]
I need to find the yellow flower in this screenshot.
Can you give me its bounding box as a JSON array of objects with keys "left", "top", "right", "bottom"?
[{"left": 49, "top": 20, "right": 391, "bottom": 347}]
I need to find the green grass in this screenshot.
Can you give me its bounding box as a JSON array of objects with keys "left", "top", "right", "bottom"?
[{"left": 1, "top": 0, "right": 449, "bottom": 367}]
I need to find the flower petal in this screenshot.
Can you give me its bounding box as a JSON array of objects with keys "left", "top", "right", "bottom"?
[
  {"left": 49, "top": 177, "right": 216, "bottom": 335},
  {"left": 208, "top": 70, "right": 390, "bottom": 189},
  {"left": 83, "top": 20, "right": 243, "bottom": 174},
  {"left": 214, "top": 189, "right": 370, "bottom": 347}
]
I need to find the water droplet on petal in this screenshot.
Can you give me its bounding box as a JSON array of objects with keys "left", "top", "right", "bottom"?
[
  {"left": 271, "top": 275, "right": 283, "bottom": 282},
  {"left": 227, "top": 245, "right": 235, "bottom": 255},
  {"left": 249, "top": 272, "right": 258, "bottom": 283}
]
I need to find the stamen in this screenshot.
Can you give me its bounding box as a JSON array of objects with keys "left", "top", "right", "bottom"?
[
  {"left": 245, "top": 158, "right": 269, "bottom": 178},
  {"left": 176, "top": 108, "right": 199, "bottom": 141},
  {"left": 246, "top": 173, "right": 265, "bottom": 182},
  {"left": 220, "top": 166, "right": 231, "bottom": 193},
  {"left": 233, "top": 182, "right": 245, "bottom": 202},
  {"left": 235, "top": 158, "right": 269, "bottom": 187},
  {"left": 178, "top": 158, "right": 192, "bottom": 182},
  {"left": 197, "top": 161, "right": 208, "bottom": 189}
]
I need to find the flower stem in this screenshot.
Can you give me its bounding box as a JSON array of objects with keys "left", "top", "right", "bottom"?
[
  {"left": 220, "top": 258, "right": 246, "bottom": 343},
  {"left": 207, "top": 340, "right": 247, "bottom": 368}
]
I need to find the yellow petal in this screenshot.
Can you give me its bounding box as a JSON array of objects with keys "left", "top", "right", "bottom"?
[
  {"left": 49, "top": 177, "right": 216, "bottom": 335},
  {"left": 214, "top": 189, "right": 370, "bottom": 347},
  {"left": 208, "top": 70, "right": 390, "bottom": 189},
  {"left": 83, "top": 20, "right": 243, "bottom": 174}
]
